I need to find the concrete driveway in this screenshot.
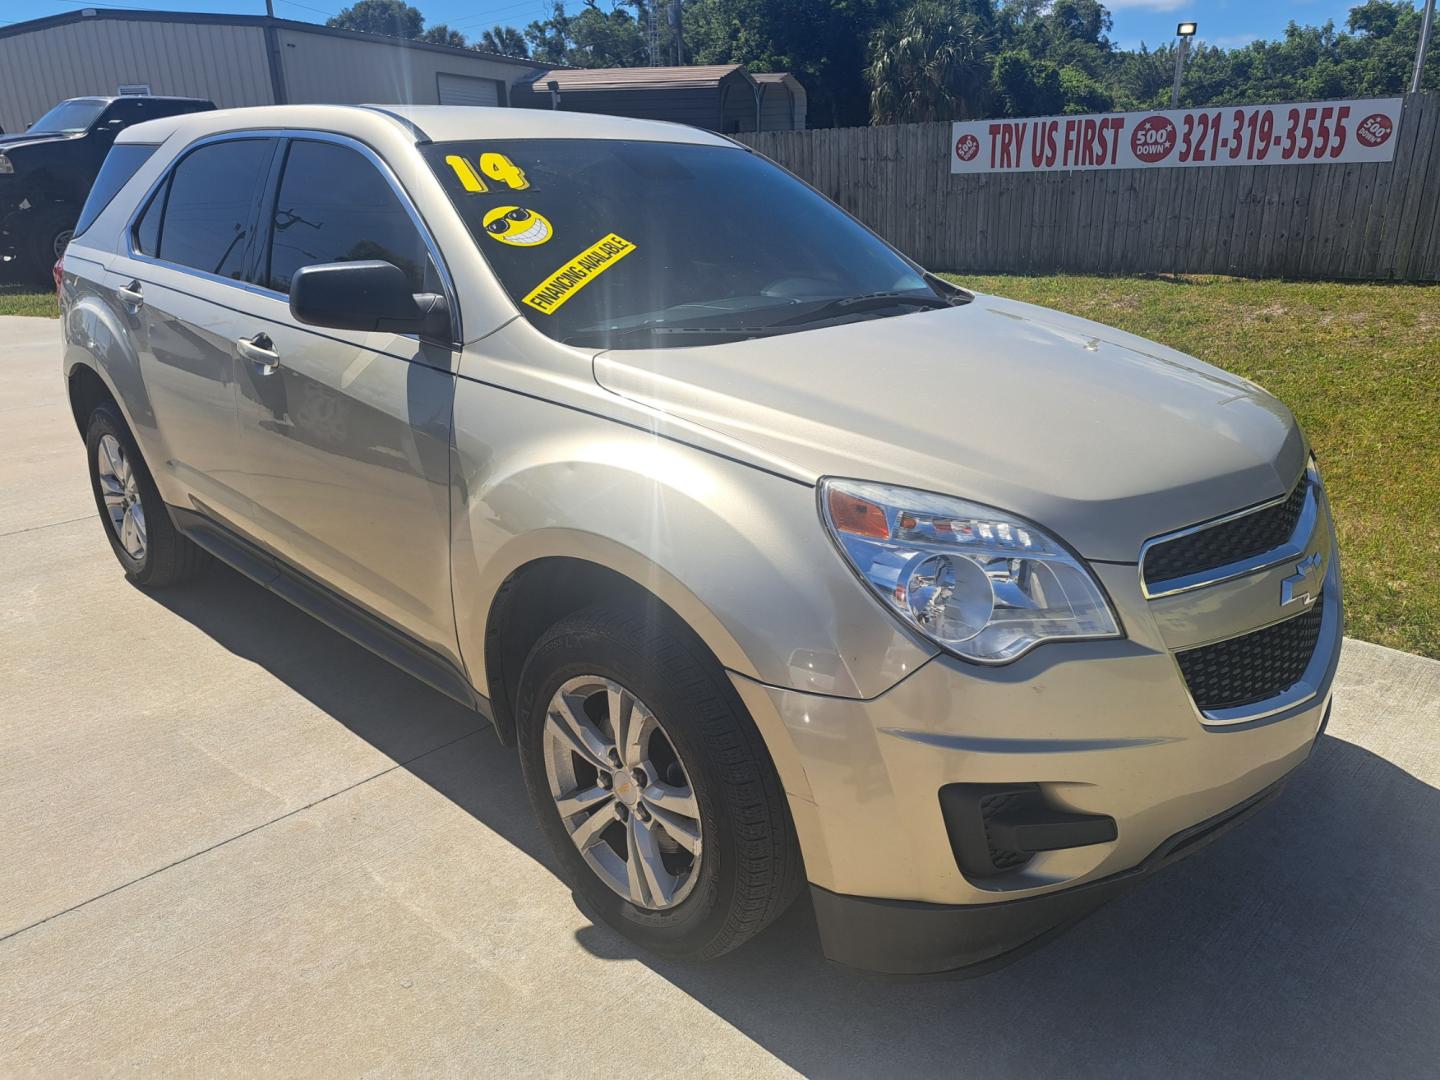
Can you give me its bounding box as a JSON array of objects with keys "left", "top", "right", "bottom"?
[{"left": 4, "top": 314, "right": 1439, "bottom": 1077}]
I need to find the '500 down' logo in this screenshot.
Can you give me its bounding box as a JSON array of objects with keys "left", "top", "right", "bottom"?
[{"left": 1130, "top": 115, "right": 1177, "bottom": 163}]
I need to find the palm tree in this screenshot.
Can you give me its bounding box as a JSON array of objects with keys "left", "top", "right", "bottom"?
[
  {"left": 480, "top": 25, "right": 531, "bottom": 58},
  {"left": 867, "top": 0, "right": 992, "bottom": 124}
]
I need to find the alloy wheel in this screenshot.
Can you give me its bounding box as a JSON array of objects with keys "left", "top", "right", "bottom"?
[
  {"left": 97, "top": 434, "right": 146, "bottom": 561},
  {"left": 542, "top": 675, "right": 703, "bottom": 910}
]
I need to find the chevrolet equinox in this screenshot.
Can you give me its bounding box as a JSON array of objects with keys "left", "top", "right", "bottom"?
[{"left": 58, "top": 106, "right": 1341, "bottom": 976}]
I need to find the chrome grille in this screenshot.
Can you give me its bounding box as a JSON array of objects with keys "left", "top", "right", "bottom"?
[
  {"left": 1143, "top": 478, "right": 1308, "bottom": 591},
  {"left": 1175, "top": 596, "right": 1326, "bottom": 712}
]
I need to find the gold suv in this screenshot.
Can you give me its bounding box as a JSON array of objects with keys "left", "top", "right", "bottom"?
[{"left": 58, "top": 105, "right": 1340, "bottom": 976}]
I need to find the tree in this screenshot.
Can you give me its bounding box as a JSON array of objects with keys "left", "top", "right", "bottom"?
[
  {"left": 326, "top": 0, "right": 424, "bottom": 39},
  {"left": 1110, "top": 44, "right": 1171, "bottom": 110},
  {"left": 479, "top": 26, "right": 530, "bottom": 58},
  {"left": 685, "top": 0, "right": 901, "bottom": 127},
  {"left": 522, "top": 0, "right": 652, "bottom": 68},
  {"left": 420, "top": 23, "right": 467, "bottom": 47},
  {"left": 867, "top": 0, "right": 993, "bottom": 123},
  {"left": 1057, "top": 63, "right": 1111, "bottom": 113},
  {"left": 330, "top": 0, "right": 1439, "bottom": 125},
  {"left": 991, "top": 49, "right": 1062, "bottom": 115}
]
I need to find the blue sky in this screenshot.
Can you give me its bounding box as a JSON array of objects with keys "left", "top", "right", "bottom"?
[{"left": 1, "top": 0, "right": 1396, "bottom": 51}]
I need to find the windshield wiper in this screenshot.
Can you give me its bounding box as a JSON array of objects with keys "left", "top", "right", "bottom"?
[
  {"left": 767, "top": 291, "right": 955, "bottom": 328},
  {"left": 563, "top": 324, "right": 787, "bottom": 347}
]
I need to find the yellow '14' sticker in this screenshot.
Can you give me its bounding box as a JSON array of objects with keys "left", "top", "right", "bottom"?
[
  {"left": 480, "top": 152, "right": 529, "bottom": 189},
  {"left": 446, "top": 155, "right": 487, "bottom": 192},
  {"left": 524, "top": 234, "right": 636, "bottom": 314},
  {"left": 444, "top": 151, "right": 530, "bottom": 192}
]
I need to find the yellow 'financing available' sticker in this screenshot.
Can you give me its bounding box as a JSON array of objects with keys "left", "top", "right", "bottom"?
[{"left": 523, "top": 234, "right": 636, "bottom": 314}]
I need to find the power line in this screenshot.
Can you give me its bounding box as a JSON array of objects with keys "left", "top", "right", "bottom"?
[
  {"left": 275, "top": 0, "right": 339, "bottom": 18},
  {"left": 450, "top": 1, "right": 551, "bottom": 30}
]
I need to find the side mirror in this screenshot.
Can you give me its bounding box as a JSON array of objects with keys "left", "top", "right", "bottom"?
[{"left": 289, "top": 261, "right": 452, "bottom": 344}]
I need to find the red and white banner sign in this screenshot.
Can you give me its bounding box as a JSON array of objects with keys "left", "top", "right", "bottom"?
[{"left": 951, "top": 97, "right": 1404, "bottom": 174}]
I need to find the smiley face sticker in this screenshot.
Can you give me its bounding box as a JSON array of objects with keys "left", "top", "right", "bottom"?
[{"left": 483, "top": 206, "right": 552, "bottom": 247}]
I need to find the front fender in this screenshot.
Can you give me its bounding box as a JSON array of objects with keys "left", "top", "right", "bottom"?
[{"left": 448, "top": 376, "right": 936, "bottom": 706}]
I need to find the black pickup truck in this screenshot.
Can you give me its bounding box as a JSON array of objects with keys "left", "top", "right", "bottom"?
[{"left": 1, "top": 96, "right": 215, "bottom": 286}]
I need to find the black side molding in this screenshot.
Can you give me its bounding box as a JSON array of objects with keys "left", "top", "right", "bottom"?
[{"left": 170, "top": 505, "right": 490, "bottom": 720}]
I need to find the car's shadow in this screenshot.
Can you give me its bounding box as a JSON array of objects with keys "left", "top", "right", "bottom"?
[{"left": 152, "top": 562, "right": 1440, "bottom": 1079}]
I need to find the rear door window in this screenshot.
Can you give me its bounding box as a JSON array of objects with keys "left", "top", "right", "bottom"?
[
  {"left": 263, "top": 139, "right": 432, "bottom": 295},
  {"left": 150, "top": 138, "right": 274, "bottom": 280}
]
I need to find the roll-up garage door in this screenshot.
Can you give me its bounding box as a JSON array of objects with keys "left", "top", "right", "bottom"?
[{"left": 437, "top": 73, "right": 502, "bottom": 107}]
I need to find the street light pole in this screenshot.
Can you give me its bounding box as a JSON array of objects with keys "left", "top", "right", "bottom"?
[
  {"left": 1414, "top": 0, "right": 1436, "bottom": 94},
  {"left": 1171, "top": 21, "right": 1198, "bottom": 109}
]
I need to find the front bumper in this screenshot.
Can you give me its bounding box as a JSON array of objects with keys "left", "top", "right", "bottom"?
[
  {"left": 729, "top": 519, "right": 1341, "bottom": 976},
  {"left": 809, "top": 754, "right": 1314, "bottom": 977}
]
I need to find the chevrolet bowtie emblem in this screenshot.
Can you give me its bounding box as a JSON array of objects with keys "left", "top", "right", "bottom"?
[{"left": 1280, "top": 553, "right": 1323, "bottom": 608}]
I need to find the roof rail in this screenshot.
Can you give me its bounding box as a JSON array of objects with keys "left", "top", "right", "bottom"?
[{"left": 356, "top": 105, "right": 433, "bottom": 144}]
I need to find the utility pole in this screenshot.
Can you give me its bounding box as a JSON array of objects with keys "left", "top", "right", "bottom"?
[
  {"left": 1413, "top": 0, "right": 1436, "bottom": 94},
  {"left": 1171, "top": 21, "right": 1197, "bottom": 109},
  {"left": 669, "top": 0, "right": 684, "bottom": 66},
  {"left": 646, "top": 2, "right": 660, "bottom": 66}
]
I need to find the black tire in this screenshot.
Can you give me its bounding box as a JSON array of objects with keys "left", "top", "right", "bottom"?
[
  {"left": 516, "top": 603, "right": 802, "bottom": 961},
  {"left": 20, "top": 206, "right": 74, "bottom": 290},
  {"left": 85, "top": 403, "right": 207, "bottom": 587}
]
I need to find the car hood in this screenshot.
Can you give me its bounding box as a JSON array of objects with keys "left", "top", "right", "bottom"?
[
  {"left": 0, "top": 132, "right": 74, "bottom": 151},
  {"left": 592, "top": 293, "right": 1306, "bottom": 562}
]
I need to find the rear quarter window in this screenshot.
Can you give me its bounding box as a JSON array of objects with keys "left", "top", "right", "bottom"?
[{"left": 73, "top": 144, "right": 156, "bottom": 239}]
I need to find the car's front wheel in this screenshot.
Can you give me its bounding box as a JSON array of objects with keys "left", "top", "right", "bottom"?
[
  {"left": 85, "top": 403, "right": 207, "bottom": 586},
  {"left": 517, "top": 603, "right": 801, "bottom": 961}
]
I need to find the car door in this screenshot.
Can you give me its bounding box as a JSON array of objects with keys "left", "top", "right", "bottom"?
[
  {"left": 105, "top": 135, "right": 278, "bottom": 524},
  {"left": 228, "top": 135, "right": 462, "bottom": 664}
]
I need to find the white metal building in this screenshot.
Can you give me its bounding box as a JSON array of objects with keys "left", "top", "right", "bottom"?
[
  {"left": 0, "top": 8, "right": 538, "bottom": 134},
  {"left": 0, "top": 8, "right": 807, "bottom": 135}
]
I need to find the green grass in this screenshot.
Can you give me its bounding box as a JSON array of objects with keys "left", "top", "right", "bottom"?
[
  {"left": 942, "top": 272, "right": 1440, "bottom": 659},
  {"left": 0, "top": 283, "right": 57, "bottom": 317}
]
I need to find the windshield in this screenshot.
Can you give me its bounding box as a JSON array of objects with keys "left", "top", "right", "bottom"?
[
  {"left": 27, "top": 99, "right": 106, "bottom": 135},
  {"left": 424, "top": 139, "right": 940, "bottom": 348}
]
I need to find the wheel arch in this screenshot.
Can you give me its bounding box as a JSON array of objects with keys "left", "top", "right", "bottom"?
[
  {"left": 66, "top": 360, "right": 119, "bottom": 437},
  {"left": 480, "top": 547, "right": 817, "bottom": 816},
  {"left": 478, "top": 538, "right": 757, "bottom": 747},
  {"left": 62, "top": 286, "right": 160, "bottom": 455}
]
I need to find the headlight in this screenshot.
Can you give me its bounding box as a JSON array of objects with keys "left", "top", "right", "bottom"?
[
  {"left": 0, "top": 154, "right": 12, "bottom": 175},
  {"left": 820, "top": 479, "right": 1121, "bottom": 664}
]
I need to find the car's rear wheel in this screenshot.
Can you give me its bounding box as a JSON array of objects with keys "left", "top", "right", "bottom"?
[
  {"left": 516, "top": 603, "right": 801, "bottom": 961},
  {"left": 85, "top": 403, "right": 207, "bottom": 586}
]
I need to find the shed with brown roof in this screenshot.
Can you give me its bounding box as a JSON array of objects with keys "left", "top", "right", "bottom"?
[{"left": 511, "top": 65, "right": 806, "bottom": 133}]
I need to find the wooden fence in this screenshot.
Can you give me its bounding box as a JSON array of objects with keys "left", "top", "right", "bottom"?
[{"left": 737, "top": 91, "right": 1440, "bottom": 281}]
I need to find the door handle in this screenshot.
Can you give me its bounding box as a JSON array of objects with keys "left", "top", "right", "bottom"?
[
  {"left": 116, "top": 280, "right": 143, "bottom": 308},
  {"left": 237, "top": 332, "right": 280, "bottom": 374}
]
